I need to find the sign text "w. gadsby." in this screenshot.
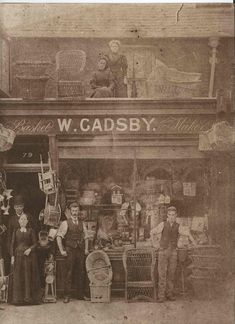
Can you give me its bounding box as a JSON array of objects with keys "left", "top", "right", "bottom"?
[{"left": 57, "top": 117, "right": 213, "bottom": 134}]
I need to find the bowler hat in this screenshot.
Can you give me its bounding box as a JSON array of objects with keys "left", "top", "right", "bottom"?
[
  {"left": 13, "top": 195, "right": 24, "bottom": 206},
  {"left": 69, "top": 201, "right": 80, "bottom": 209}
]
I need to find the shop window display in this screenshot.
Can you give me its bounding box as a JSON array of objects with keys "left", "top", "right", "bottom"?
[{"left": 59, "top": 159, "right": 211, "bottom": 250}]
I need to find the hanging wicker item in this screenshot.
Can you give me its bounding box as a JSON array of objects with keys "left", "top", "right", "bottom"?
[
  {"left": 0, "top": 170, "right": 13, "bottom": 216},
  {"left": 0, "top": 124, "right": 16, "bottom": 152},
  {"left": 38, "top": 153, "right": 57, "bottom": 195},
  {"left": 44, "top": 198, "right": 61, "bottom": 227},
  {"left": 38, "top": 153, "right": 61, "bottom": 227}
]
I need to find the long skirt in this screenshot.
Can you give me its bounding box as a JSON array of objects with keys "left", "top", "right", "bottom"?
[{"left": 11, "top": 253, "right": 41, "bottom": 304}]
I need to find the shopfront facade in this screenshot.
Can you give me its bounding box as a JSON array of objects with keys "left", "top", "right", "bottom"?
[
  {"left": 0, "top": 4, "right": 234, "bottom": 299},
  {"left": 1, "top": 97, "right": 234, "bottom": 243}
]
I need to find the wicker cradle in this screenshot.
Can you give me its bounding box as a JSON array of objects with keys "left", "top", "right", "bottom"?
[{"left": 86, "top": 250, "right": 113, "bottom": 303}]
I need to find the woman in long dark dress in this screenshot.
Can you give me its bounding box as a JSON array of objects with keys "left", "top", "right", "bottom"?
[
  {"left": 105, "top": 40, "right": 128, "bottom": 98},
  {"left": 10, "top": 213, "right": 41, "bottom": 305},
  {"left": 90, "top": 57, "right": 115, "bottom": 98}
]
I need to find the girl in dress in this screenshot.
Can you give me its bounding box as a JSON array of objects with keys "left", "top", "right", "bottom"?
[{"left": 10, "top": 213, "right": 41, "bottom": 305}]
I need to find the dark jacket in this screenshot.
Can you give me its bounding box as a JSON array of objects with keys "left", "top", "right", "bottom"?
[{"left": 160, "top": 221, "right": 179, "bottom": 249}]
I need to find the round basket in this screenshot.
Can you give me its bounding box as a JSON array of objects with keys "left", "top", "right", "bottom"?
[{"left": 86, "top": 250, "right": 112, "bottom": 285}]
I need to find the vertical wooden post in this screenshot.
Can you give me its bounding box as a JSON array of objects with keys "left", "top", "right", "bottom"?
[
  {"left": 230, "top": 58, "right": 235, "bottom": 112},
  {"left": 208, "top": 37, "right": 219, "bottom": 98},
  {"left": 132, "top": 149, "right": 137, "bottom": 248}
]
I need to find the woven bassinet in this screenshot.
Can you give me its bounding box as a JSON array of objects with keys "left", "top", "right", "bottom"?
[{"left": 86, "top": 250, "right": 113, "bottom": 285}]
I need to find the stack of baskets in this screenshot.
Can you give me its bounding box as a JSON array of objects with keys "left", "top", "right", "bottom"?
[
  {"left": 189, "top": 245, "right": 223, "bottom": 299},
  {"left": 86, "top": 250, "right": 113, "bottom": 303}
]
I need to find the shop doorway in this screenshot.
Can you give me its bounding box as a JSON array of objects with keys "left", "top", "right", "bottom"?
[{"left": 6, "top": 172, "right": 45, "bottom": 225}]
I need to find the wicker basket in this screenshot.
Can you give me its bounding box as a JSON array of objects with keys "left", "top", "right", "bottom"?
[
  {"left": 191, "top": 245, "right": 222, "bottom": 256},
  {"left": 57, "top": 81, "right": 85, "bottom": 98},
  {"left": 190, "top": 266, "right": 220, "bottom": 278},
  {"left": 15, "top": 61, "right": 51, "bottom": 76},
  {"left": 90, "top": 284, "right": 111, "bottom": 303},
  {"left": 190, "top": 255, "right": 222, "bottom": 268},
  {"left": 147, "top": 80, "right": 200, "bottom": 98}
]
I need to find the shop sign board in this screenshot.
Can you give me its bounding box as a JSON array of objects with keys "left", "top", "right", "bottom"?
[{"left": 2, "top": 115, "right": 215, "bottom": 136}]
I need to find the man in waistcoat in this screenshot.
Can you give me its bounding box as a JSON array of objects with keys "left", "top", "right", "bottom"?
[
  {"left": 57, "top": 202, "right": 89, "bottom": 303},
  {"left": 154, "top": 206, "right": 180, "bottom": 302}
]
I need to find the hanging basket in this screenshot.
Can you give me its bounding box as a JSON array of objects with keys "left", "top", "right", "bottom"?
[
  {"left": 44, "top": 203, "right": 61, "bottom": 227},
  {"left": 38, "top": 170, "right": 57, "bottom": 195},
  {"left": 0, "top": 124, "right": 16, "bottom": 152}
]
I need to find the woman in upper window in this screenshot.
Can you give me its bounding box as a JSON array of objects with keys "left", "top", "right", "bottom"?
[
  {"left": 105, "top": 40, "right": 128, "bottom": 98},
  {"left": 90, "top": 57, "right": 115, "bottom": 98}
]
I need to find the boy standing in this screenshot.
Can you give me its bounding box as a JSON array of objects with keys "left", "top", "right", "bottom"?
[{"left": 152, "top": 206, "right": 179, "bottom": 302}]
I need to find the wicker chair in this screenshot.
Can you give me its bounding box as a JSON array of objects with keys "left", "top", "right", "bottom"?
[
  {"left": 123, "top": 248, "right": 157, "bottom": 302},
  {"left": 55, "top": 50, "right": 86, "bottom": 99}
]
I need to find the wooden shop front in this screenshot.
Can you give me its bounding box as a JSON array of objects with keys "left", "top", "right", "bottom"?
[{"left": 1, "top": 97, "right": 234, "bottom": 296}]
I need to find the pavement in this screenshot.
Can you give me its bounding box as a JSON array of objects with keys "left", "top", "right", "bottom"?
[{"left": 0, "top": 276, "right": 234, "bottom": 324}]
